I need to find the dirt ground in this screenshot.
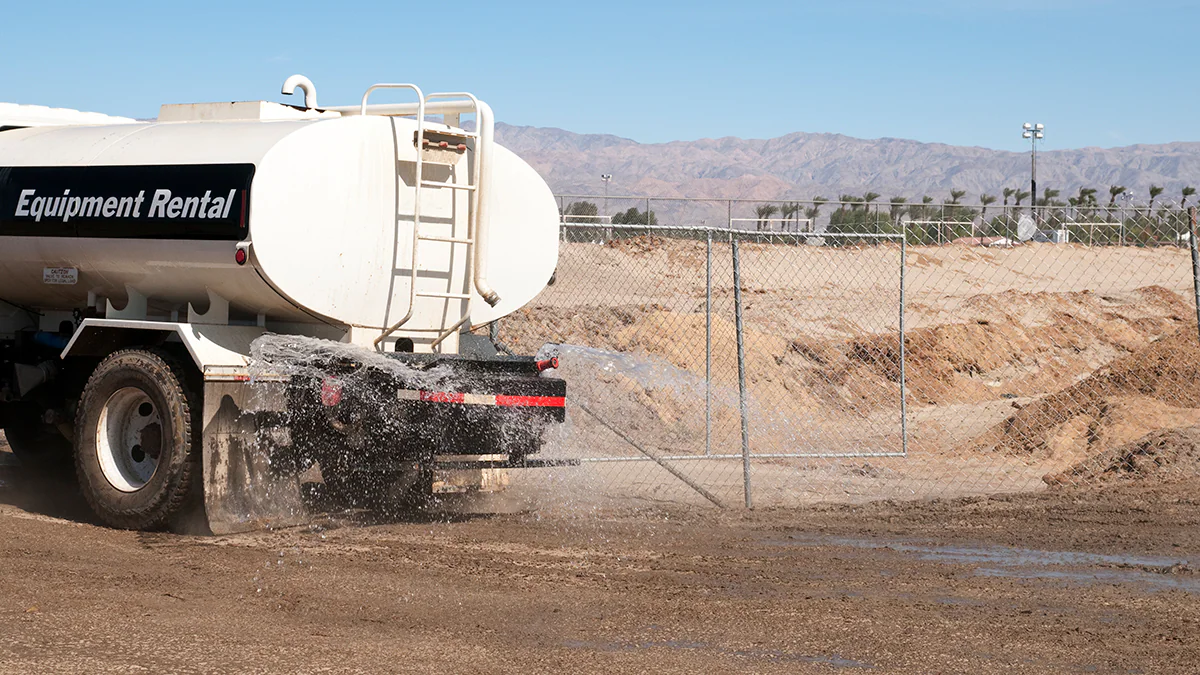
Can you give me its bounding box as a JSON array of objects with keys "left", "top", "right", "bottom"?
[{"left": 2, "top": 438, "right": 1197, "bottom": 674}]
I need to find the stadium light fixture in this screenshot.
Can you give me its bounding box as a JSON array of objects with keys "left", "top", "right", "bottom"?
[{"left": 1022, "top": 122, "right": 1045, "bottom": 218}]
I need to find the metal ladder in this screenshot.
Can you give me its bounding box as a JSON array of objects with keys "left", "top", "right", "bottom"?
[{"left": 364, "top": 86, "right": 483, "bottom": 352}]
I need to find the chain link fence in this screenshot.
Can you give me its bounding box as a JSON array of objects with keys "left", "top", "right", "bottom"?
[{"left": 500, "top": 198, "right": 1200, "bottom": 509}]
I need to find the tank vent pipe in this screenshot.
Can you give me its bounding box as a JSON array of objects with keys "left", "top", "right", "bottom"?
[{"left": 281, "top": 74, "right": 318, "bottom": 109}]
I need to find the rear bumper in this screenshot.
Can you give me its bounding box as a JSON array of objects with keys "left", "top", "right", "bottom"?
[{"left": 287, "top": 353, "right": 566, "bottom": 466}]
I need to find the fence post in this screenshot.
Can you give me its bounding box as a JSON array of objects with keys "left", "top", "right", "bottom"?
[
  {"left": 900, "top": 231, "right": 908, "bottom": 456},
  {"left": 705, "top": 228, "right": 713, "bottom": 456},
  {"left": 732, "top": 237, "right": 753, "bottom": 509},
  {"left": 1190, "top": 207, "right": 1200, "bottom": 345}
]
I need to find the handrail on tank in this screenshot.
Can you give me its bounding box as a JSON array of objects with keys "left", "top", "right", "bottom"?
[
  {"left": 423, "top": 92, "right": 500, "bottom": 309},
  {"left": 358, "top": 85, "right": 426, "bottom": 351},
  {"left": 329, "top": 86, "right": 501, "bottom": 351},
  {"left": 358, "top": 83, "right": 424, "bottom": 117}
]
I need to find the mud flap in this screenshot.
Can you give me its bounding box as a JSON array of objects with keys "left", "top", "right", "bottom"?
[
  {"left": 432, "top": 467, "right": 510, "bottom": 494},
  {"left": 202, "top": 381, "right": 307, "bottom": 534}
]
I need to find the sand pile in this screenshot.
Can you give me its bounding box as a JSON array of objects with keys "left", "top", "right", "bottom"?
[
  {"left": 1045, "top": 425, "right": 1200, "bottom": 485},
  {"left": 501, "top": 286, "right": 1189, "bottom": 420},
  {"left": 968, "top": 328, "right": 1200, "bottom": 462},
  {"left": 849, "top": 286, "right": 1189, "bottom": 406}
]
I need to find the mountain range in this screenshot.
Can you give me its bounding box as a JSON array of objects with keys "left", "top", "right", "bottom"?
[{"left": 494, "top": 123, "right": 1200, "bottom": 205}]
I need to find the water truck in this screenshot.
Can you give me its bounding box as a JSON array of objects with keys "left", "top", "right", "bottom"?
[{"left": 0, "top": 76, "right": 566, "bottom": 533}]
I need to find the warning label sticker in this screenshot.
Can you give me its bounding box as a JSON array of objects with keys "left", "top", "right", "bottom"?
[{"left": 43, "top": 267, "right": 78, "bottom": 285}]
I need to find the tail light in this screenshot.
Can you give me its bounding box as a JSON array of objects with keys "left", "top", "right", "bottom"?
[{"left": 320, "top": 378, "right": 342, "bottom": 407}]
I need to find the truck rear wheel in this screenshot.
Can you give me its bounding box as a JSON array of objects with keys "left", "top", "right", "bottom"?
[{"left": 74, "top": 349, "right": 200, "bottom": 530}]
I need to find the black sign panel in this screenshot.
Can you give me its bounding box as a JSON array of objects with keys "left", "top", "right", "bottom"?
[{"left": 0, "top": 164, "right": 255, "bottom": 240}]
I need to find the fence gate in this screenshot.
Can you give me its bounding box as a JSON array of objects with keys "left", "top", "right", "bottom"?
[{"left": 501, "top": 225, "right": 907, "bottom": 509}]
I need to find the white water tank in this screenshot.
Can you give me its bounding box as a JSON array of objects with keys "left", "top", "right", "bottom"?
[{"left": 0, "top": 101, "right": 559, "bottom": 350}]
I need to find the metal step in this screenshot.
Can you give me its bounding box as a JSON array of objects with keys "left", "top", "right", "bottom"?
[
  {"left": 420, "top": 180, "right": 476, "bottom": 191},
  {"left": 418, "top": 235, "right": 474, "bottom": 244}
]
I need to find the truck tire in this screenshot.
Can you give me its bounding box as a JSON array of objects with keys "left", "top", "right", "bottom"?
[{"left": 74, "top": 349, "right": 200, "bottom": 530}]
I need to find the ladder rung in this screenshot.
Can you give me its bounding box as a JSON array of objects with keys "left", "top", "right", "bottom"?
[
  {"left": 416, "top": 291, "right": 472, "bottom": 300},
  {"left": 418, "top": 235, "right": 474, "bottom": 244},
  {"left": 420, "top": 180, "right": 476, "bottom": 191}
]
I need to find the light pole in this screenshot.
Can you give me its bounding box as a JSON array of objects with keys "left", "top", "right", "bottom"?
[
  {"left": 1022, "top": 123, "right": 1044, "bottom": 217},
  {"left": 600, "top": 173, "right": 612, "bottom": 215},
  {"left": 601, "top": 173, "right": 612, "bottom": 239}
]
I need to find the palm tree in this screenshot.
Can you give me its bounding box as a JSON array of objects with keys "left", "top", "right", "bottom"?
[
  {"left": 839, "top": 194, "right": 859, "bottom": 211},
  {"left": 1039, "top": 187, "right": 1060, "bottom": 207},
  {"left": 1002, "top": 187, "right": 1015, "bottom": 215},
  {"left": 806, "top": 194, "right": 825, "bottom": 228},
  {"left": 976, "top": 194, "right": 996, "bottom": 238},
  {"left": 1183, "top": 186, "right": 1196, "bottom": 210},
  {"left": 949, "top": 189, "right": 966, "bottom": 204},
  {"left": 1108, "top": 185, "right": 1127, "bottom": 207},
  {"left": 1072, "top": 187, "right": 1098, "bottom": 219},
  {"left": 888, "top": 196, "right": 907, "bottom": 224},
  {"left": 1014, "top": 190, "right": 1031, "bottom": 207},
  {"left": 1149, "top": 185, "right": 1164, "bottom": 210},
  {"left": 907, "top": 196, "right": 934, "bottom": 222},
  {"left": 979, "top": 193, "right": 997, "bottom": 222},
  {"left": 754, "top": 204, "right": 779, "bottom": 232},
  {"left": 780, "top": 202, "right": 801, "bottom": 232}
]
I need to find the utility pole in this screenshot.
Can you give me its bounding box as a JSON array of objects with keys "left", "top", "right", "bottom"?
[{"left": 1022, "top": 123, "right": 1044, "bottom": 218}]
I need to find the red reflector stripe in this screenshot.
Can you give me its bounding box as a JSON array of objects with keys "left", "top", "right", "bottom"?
[
  {"left": 495, "top": 395, "right": 566, "bottom": 408},
  {"left": 398, "top": 389, "right": 564, "bottom": 408}
]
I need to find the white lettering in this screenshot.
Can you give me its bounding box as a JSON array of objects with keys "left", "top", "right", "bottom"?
[
  {"left": 116, "top": 196, "right": 134, "bottom": 218},
  {"left": 15, "top": 189, "right": 34, "bottom": 216},
  {"left": 81, "top": 196, "right": 104, "bottom": 217},
  {"left": 63, "top": 196, "right": 82, "bottom": 222},
  {"left": 207, "top": 196, "right": 225, "bottom": 219},
  {"left": 167, "top": 196, "right": 183, "bottom": 218},
  {"left": 221, "top": 189, "right": 236, "bottom": 219},
  {"left": 148, "top": 189, "right": 171, "bottom": 218},
  {"left": 133, "top": 191, "right": 145, "bottom": 218},
  {"left": 198, "top": 191, "right": 211, "bottom": 219},
  {"left": 102, "top": 197, "right": 118, "bottom": 217},
  {"left": 182, "top": 196, "right": 200, "bottom": 218},
  {"left": 30, "top": 197, "right": 45, "bottom": 222}
]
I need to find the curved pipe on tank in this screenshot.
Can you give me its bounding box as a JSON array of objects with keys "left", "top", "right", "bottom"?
[
  {"left": 281, "top": 74, "right": 318, "bottom": 109},
  {"left": 472, "top": 101, "right": 500, "bottom": 307}
]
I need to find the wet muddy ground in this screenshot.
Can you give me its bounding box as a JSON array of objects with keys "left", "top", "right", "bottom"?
[{"left": 0, "top": 447, "right": 1197, "bottom": 674}]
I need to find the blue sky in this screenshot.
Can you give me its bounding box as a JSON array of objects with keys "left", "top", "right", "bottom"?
[{"left": 2, "top": 1, "right": 1196, "bottom": 151}]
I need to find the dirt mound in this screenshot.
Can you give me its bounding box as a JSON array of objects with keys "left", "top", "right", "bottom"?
[
  {"left": 501, "top": 287, "right": 1193, "bottom": 424},
  {"left": 968, "top": 328, "right": 1200, "bottom": 461},
  {"left": 1045, "top": 425, "right": 1200, "bottom": 485},
  {"left": 603, "top": 235, "right": 669, "bottom": 255},
  {"left": 849, "top": 286, "right": 1190, "bottom": 406}
]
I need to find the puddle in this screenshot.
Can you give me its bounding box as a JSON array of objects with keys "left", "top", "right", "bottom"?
[
  {"left": 771, "top": 535, "right": 1199, "bottom": 593},
  {"left": 563, "top": 637, "right": 873, "bottom": 668}
]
